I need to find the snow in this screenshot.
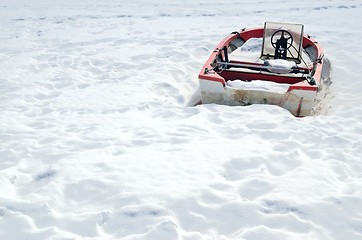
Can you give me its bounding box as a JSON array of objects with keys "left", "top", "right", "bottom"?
[
  {"left": 266, "top": 59, "right": 296, "bottom": 69},
  {"left": 226, "top": 80, "right": 291, "bottom": 93},
  {"left": 1, "top": 0, "right": 362, "bottom": 239},
  {"left": 265, "top": 59, "right": 296, "bottom": 73}
]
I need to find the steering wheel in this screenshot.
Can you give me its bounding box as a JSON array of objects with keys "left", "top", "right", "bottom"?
[{"left": 271, "top": 30, "right": 293, "bottom": 50}]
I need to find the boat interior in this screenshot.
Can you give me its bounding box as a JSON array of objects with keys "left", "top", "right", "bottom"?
[{"left": 211, "top": 22, "right": 319, "bottom": 86}]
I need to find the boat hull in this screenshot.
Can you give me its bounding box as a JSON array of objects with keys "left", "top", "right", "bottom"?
[{"left": 199, "top": 79, "right": 316, "bottom": 117}]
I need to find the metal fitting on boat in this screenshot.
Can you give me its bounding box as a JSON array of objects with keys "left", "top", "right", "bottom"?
[{"left": 306, "top": 76, "right": 316, "bottom": 85}]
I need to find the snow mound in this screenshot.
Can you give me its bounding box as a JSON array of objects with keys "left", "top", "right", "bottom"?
[
  {"left": 265, "top": 59, "right": 297, "bottom": 73},
  {"left": 227, "top": 80, "right": 290, "bottom": 93}
]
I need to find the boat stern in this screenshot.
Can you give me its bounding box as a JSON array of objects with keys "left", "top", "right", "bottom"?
[{"left": 199, "top": 78, "right": 317, "bottom": 117}]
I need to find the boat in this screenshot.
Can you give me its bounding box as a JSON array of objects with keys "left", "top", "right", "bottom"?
[{"left": 198, "top": 22, "right": 324, "bottom": 117}]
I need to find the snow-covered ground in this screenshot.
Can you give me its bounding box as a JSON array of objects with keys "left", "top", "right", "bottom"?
[{"left": 1, "top": 0, "right": 362, "bottom": 239}]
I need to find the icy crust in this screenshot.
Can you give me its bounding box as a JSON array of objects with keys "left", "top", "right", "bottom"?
[{"left": 227, "top": 80, "right": 290, "bottom": 93}]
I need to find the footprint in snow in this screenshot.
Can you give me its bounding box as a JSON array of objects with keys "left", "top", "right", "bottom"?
[{"left": 35, "top": 169, "right": 57, "bottom": 181}]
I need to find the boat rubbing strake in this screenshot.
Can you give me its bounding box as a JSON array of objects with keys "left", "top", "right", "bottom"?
[{"left": 198, "top": 22, "right": 324, "bottom": 117}]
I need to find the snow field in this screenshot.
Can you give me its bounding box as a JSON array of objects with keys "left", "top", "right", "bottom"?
[{"left": 1, "top": 0, "right": 362, "bottom": 239}]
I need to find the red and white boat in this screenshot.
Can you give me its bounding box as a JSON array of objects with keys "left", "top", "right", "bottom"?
[{"left": 198, "top": 22, "right": 324, "bottom": 117}]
